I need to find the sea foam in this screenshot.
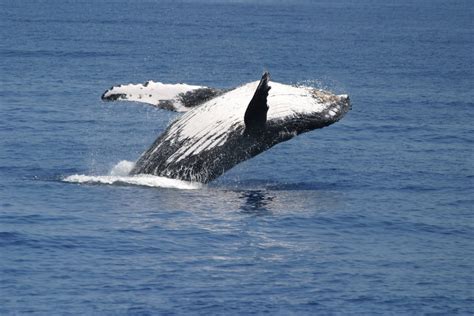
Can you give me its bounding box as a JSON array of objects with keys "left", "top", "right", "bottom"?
[{"left": 63, "top": 160, "right": 202, "bottom": 190}]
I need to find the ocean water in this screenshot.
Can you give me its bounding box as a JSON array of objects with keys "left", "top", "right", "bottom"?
[{"left": 1, "top": 0, "right": 473, "bottom": 314}]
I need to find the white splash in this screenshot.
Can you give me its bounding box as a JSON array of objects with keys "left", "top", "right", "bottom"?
[
  {"left": 109, "top": 160, "right": 135, "bottom": 176},
  {"left": 63, "top": 160, "right": 202, "bottom": 190}
]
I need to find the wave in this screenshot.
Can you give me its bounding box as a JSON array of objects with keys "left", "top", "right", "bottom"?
[{"left": 63, "top": 160, "right": 202, "bottom": 190}]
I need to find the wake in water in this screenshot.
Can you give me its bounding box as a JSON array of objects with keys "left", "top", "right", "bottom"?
[{"left": 63, "top": 161, "right": 202, "bottom": 190}]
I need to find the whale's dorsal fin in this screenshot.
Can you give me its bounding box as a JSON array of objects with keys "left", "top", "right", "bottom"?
[{"left": 244, "top": 72, "right": 271, "bottom": 133}]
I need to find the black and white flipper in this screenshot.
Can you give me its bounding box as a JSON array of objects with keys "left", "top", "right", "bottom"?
[{"left": 101, "top": 81, "right": 225, "bottom": 112}]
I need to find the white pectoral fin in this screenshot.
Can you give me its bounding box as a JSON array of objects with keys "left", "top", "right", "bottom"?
[{"left": 101, "top": 81, "right": 221, "bottom": 112}]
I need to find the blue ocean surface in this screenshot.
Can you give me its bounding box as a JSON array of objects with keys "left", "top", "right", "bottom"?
[{"left": 1, "top": 0, "right": 473, "bottom": 314}]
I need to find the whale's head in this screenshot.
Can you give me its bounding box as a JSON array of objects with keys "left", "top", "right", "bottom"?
[{"left": 264, "top": 82, "right": 351, "bottom": 139}]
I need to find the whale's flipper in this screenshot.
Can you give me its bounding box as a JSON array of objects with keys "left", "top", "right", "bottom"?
[
  {"left": 244, "top": 72, "right": 271, "bottom": 133},
  {"left": 101, "top": 81, "right": 224, "bottom": 112}
]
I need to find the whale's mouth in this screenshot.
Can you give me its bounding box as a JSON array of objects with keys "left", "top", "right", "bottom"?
[
  {"left": 337, "top": 94, "right": 351, "bottom": 112},
  {"left": 326, "top": 93, "right": 351, "bottom": 123}
]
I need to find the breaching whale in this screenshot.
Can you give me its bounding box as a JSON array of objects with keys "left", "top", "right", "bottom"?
[{"left": 102, "top": 72, "right": 350, "bottom": 183}]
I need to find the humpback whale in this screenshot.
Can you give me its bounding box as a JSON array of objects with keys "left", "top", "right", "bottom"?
[{"left": 102, "top": 72, "right": 350, "bottom": 183}]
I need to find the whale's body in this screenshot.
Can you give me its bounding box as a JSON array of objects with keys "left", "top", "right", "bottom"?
[{"left": 103, "top": 73, "right": 350, "bottom": 183}]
